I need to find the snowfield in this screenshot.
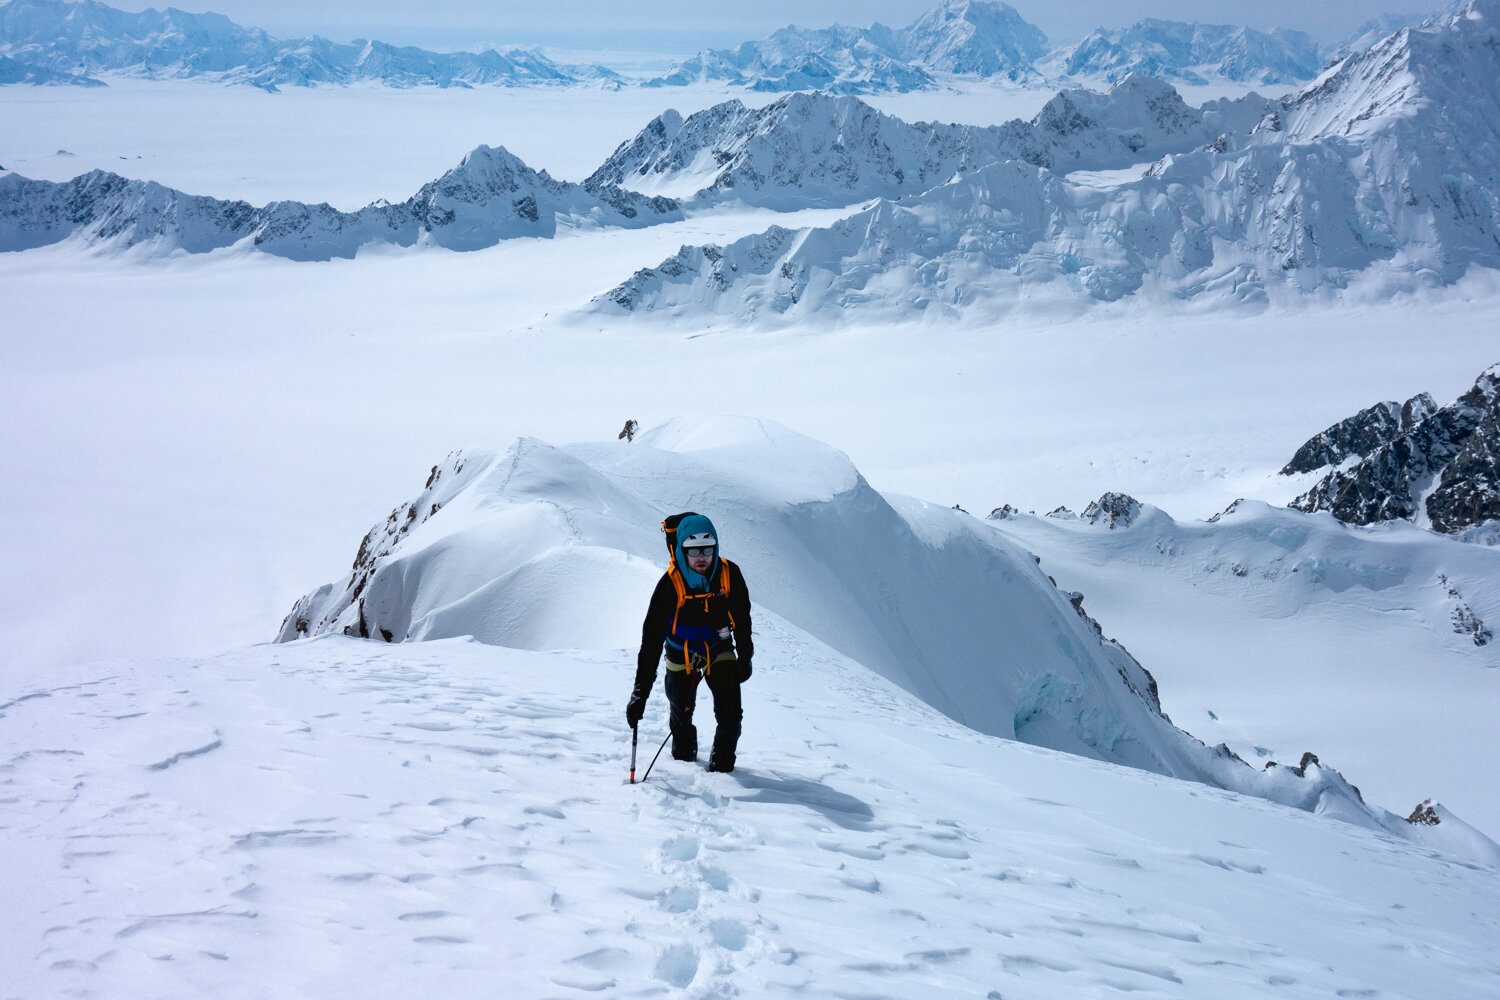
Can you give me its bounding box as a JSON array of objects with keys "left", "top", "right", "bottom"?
[{"left": 7, "top": 633, "right": 1500, "bottom": 1000}]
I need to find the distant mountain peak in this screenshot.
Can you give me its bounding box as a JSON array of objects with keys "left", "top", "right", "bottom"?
[{"left": 0, "top": 0, "right": 612, "bottom": 89}]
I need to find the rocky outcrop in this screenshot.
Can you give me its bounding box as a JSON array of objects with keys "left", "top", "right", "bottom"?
[
  {"left": 1287, "top": 365, "right": 1500, "bottom": 534},
  {"left": 1082, "top": 492, "right": 1142, "bottom": 528},
  {"left": 1281, "top": 394, "right": 1437, "bottom": 474}
]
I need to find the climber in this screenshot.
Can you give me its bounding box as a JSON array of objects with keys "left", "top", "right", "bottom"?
[{"left": 626, "top": 512, "right": 753, "bottom": 772}]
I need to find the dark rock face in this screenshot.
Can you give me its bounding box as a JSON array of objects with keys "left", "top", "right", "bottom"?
[
  {"left": 1427, "top": 376, "right": 1500, "bottom": 533},
  {"left": 1286, "top": 366, "right": 1500, "bottom": 534},
  {"left": 1280, "top": 394, "right": 1435, "bottom": 475},
  {"left": 1082, "top": 492, "right": 1142, "bottom": 528}
]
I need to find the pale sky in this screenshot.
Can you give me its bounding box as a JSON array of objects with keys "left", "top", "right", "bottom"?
[{"left": 110, "top": 0, "right": 1446, "bottom": 55}]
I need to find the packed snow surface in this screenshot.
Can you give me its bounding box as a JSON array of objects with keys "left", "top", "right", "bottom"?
[{"left": 7, "top": 629, "right": 1500, "bottom": 999}]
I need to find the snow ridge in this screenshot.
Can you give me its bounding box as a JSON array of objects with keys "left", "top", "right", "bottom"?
[
  {"left": 0, "top": 145, "right": 680, "bottom": 258},
  {"left": 590, "top": 80, "right": 1263, "bottom": 209},
  {"left": 0, "top": 0, "right": 616, "bottom": 90},
  {"left": 274, "top": 418, "right": 1497, "bottom": 862}
]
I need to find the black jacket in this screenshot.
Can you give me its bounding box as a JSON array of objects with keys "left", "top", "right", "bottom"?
[{"left": 634, "top": 558, "right": 753, "bottom": 691}]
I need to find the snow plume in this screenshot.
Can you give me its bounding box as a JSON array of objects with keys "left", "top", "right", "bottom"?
[
  {"left": 0, "top": 145, "right": 679, "bottom": 258},
  {"left": 275, "top": 418, "right": 1498, "bottom": 863}
]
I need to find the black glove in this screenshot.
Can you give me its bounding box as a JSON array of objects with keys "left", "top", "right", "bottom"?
[
  {"left": 626, "top": 693, "right": 646, "bottom": 728},
  {"left": 737, "top": 658, "right": 752, "bottom": 683}
]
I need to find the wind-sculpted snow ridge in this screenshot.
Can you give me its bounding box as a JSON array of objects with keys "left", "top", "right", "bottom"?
[
  {"left": 647, "top": 0, "right": 1048, "bottom": 92},
  {"left": 595, "top": 4, "right": 1500, "bottom": 316},
  {"left": 0, "top": 145, "right": 679, "bottom": 258},
  {"left": 590, "top": 80, "right": 1267, "bottom": 209},
  {"left": 0, "top": 0, "right": 616, "bottom": 90},
  {"left": 1288, "top": 364, "right": 1500, "bottom": 536},
  {"left": 274, "top": 417, "right": 1499, "bottom": 862},
  {"left": 1054, "top": 19, "right": 1323, "bottom": 86}
]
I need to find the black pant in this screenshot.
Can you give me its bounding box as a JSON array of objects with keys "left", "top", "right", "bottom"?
[{"left": 664, "top": 665, "right": 742, "bottom": 763}]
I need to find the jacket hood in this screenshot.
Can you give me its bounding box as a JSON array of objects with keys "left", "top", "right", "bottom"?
[{"left": 673, "top": 513, "right": 719, "bottom": 591}]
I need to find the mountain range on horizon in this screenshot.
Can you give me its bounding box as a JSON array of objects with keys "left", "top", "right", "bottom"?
[
  {"left": 599, "top": 3, "right": 1500, "bottom": 317},
  {"left": 0, "top": 0, "right": 1459, "bottom": 93},
  {"left": 5, "top": 2, "right": 1500, "bottom": 329}
]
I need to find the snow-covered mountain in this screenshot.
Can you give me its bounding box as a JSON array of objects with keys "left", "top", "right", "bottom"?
[
  {"left": 0, "top": 48, "right": 99, "bottom": 84},
  {"left": 273, "top": 417, "right": 1495, "bottom": 862},
  {"left": 645, "top": 24, "right": 935, "bottom": 94},
  {"left": 597, "top": 2, "right": 1500, "bottom": 317},
  {"left": 586, "top": 92, "right": 1031, "bottom": 207},
  {"left": 1288, "top": 364, "right": 1500, "bottom": 536},
  {"left": 899, "top": 0, "right": 1049, "bottom": 80},
  {"left": 590, "top": 81, "right": 1267, "bottom": 209},
  {"left": 1055, "top": 19, "right": 1323, "bottom": 86},
  {"left": 647, "top": 0, "right": 1047, "bottom": 92},
  {"left": 0, "top": 0, "right": 616, "bottom": 89},
  {"left": 0, "top": 145, "right": 679, "bottom": 258},
  {"left": 1332, "top": 4, "right": 1461, "bottom": 57}
]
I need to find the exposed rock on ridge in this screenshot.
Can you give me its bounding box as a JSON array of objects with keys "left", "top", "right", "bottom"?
[{"left": 1288, "top": 365, "right": 1500, "bottom": 534}]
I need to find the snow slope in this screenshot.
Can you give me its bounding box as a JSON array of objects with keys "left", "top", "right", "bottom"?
[
  {"left": 272, "top": 418, "right": 1497, "bottom": 861},
  {"left": 6, "top": 603, "right": 1500, "bottom": 998},
  {"left": 0, "top": 144, "right": 679, "bottom": 258}
]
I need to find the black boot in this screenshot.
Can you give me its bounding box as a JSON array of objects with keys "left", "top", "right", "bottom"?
[
  {"left": 672, "top": 733, "right": 698, "bottom": 761},
  {"left": 707, "top": 750, "right": 735, "bottom": 773}
]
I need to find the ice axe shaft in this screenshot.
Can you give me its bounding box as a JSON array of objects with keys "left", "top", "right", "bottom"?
[{"left": 630, "top": 725, "right": 638, "bottom": 783}]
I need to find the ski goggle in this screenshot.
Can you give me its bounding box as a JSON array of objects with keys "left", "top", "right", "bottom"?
[{"left": 684, "top": 546, "right": 715, "bottom": 558}]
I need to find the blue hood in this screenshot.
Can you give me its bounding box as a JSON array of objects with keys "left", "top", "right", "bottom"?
[{"left": 673, "top": 513, "right": 719, "bottom": 592}]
